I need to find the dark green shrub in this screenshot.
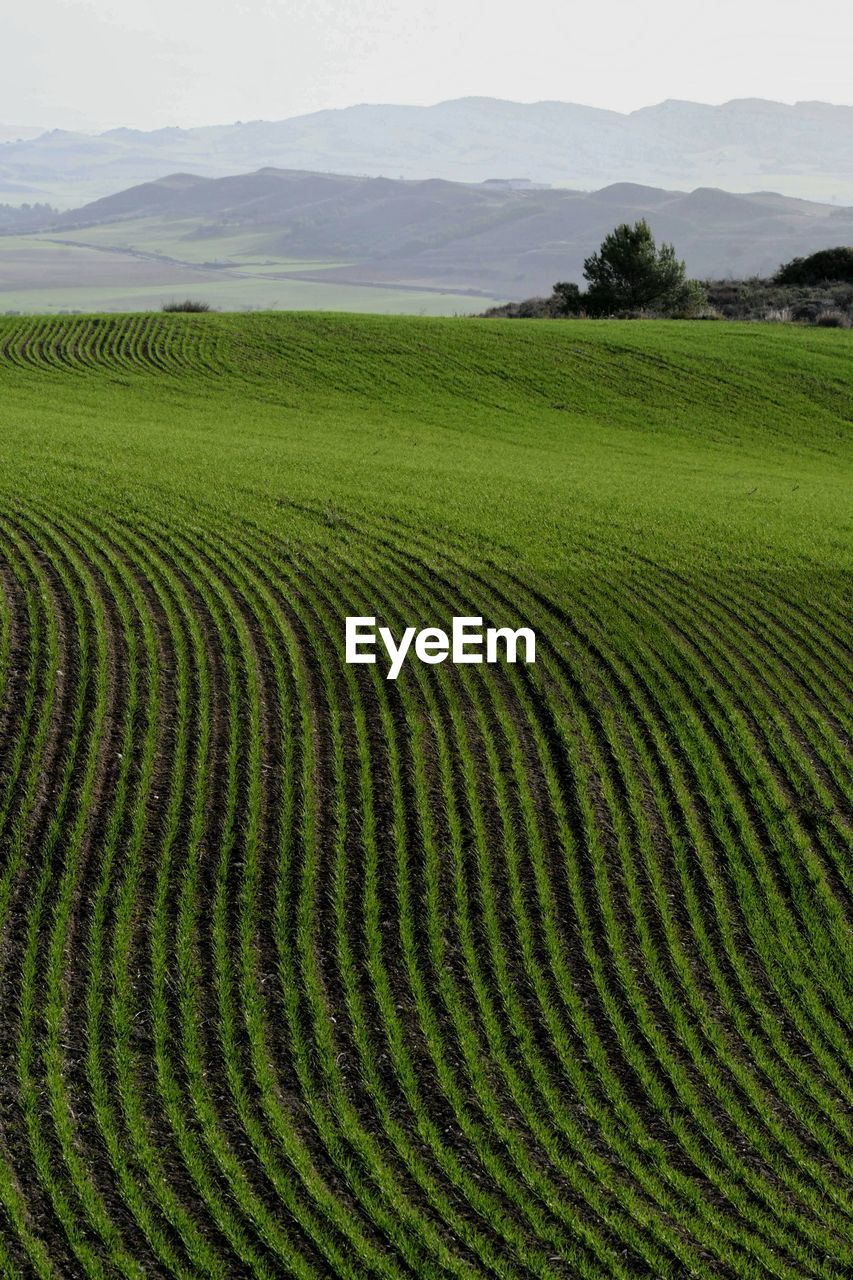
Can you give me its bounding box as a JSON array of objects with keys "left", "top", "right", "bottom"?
[
  {"left": 162, "top": 299, "right": 213, "bottom": 312},
  {"left": 775, "top": 247, "right": 853, "bottom": 286},
  {"left": 815, "top": 308, "right": 850, "bottom": 328},
  {"left": 550, "top": 282, "right": 583, "bottom": 316}
]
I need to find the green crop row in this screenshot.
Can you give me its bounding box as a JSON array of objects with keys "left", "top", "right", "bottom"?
[{"left": 0, "top": 312, "right": 849, "bottom": 1277}]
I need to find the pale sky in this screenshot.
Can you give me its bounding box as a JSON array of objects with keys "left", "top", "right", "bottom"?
[{"left": 1, "top": 0, "right": 851, "bottom": 132}]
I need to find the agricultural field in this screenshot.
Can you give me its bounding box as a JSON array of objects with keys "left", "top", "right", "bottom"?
[
  {"left": 0, "top": 228, "right": 501, "bottom": 316},
  {"left": 0, "top": 311, "right": 850, "bottom": 1278}
]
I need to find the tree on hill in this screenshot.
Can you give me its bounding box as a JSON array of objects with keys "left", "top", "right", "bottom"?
[
  {"left": 582, "top": 220, "right": 689, "bottom": 313},
  {"left": 547, "top": 221, "right": 706, "bottom": 318},
  {"left": 775, "top": 246, "right": 853, "bottom": 286},
  {"left": 0, "top": 201, "right": 57, "bottom": 231},
  {"left": 550, "top": 281, "right": 583, "bottom": 315}
]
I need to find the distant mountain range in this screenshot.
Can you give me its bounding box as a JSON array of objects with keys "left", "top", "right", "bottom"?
[
  {"left": 0, "top": 125, "right": 43, "bottom": 145},
  {"left": 47, "top": 168, "right": 853, "bottom": 299},
  {"left": 3, "top": 98, "right": 853, "bottom": 209}
]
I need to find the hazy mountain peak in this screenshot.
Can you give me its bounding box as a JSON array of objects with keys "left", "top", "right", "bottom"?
[{"left": 2, "top": 96, "right": 852, "bottom": 208}]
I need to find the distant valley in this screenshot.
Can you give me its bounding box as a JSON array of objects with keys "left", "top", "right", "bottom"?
[{"left": 3, "top": 167, "right": 853, "bottom": 314}]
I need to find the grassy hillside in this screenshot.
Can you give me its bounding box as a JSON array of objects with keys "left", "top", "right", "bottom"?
[{"left": 0, "top": 312, "right": 850, "bottom": 1278}]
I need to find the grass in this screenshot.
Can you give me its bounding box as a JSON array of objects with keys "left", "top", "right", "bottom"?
[{"left": 0, "top": 311, "right": 849, "bottom": 1278}]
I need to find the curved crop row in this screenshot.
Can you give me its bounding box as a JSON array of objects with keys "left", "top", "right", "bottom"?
[
  {"left": 0, "top": 314, "right": 222, "bottom": 377},
  {"left": 0, "top": 490, "right": 849, "bottom": 1278}
]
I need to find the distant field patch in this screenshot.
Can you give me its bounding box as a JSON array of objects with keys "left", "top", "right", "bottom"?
[{"left": 1, "top": 225, "right": 501, "bottom": 314}]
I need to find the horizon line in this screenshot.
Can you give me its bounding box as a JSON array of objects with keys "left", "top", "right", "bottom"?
[{"left": 9, "top": 93, "right": 853, "bottom": 140}]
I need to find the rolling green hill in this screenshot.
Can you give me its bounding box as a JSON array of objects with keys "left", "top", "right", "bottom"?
[{"left": 0, "top": 312, "right": 850, "bottom": 1278}]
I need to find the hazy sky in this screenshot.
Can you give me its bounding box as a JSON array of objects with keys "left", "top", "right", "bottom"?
[{"left": 2, "top": 0, "right": 851, "bottom": 131}]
